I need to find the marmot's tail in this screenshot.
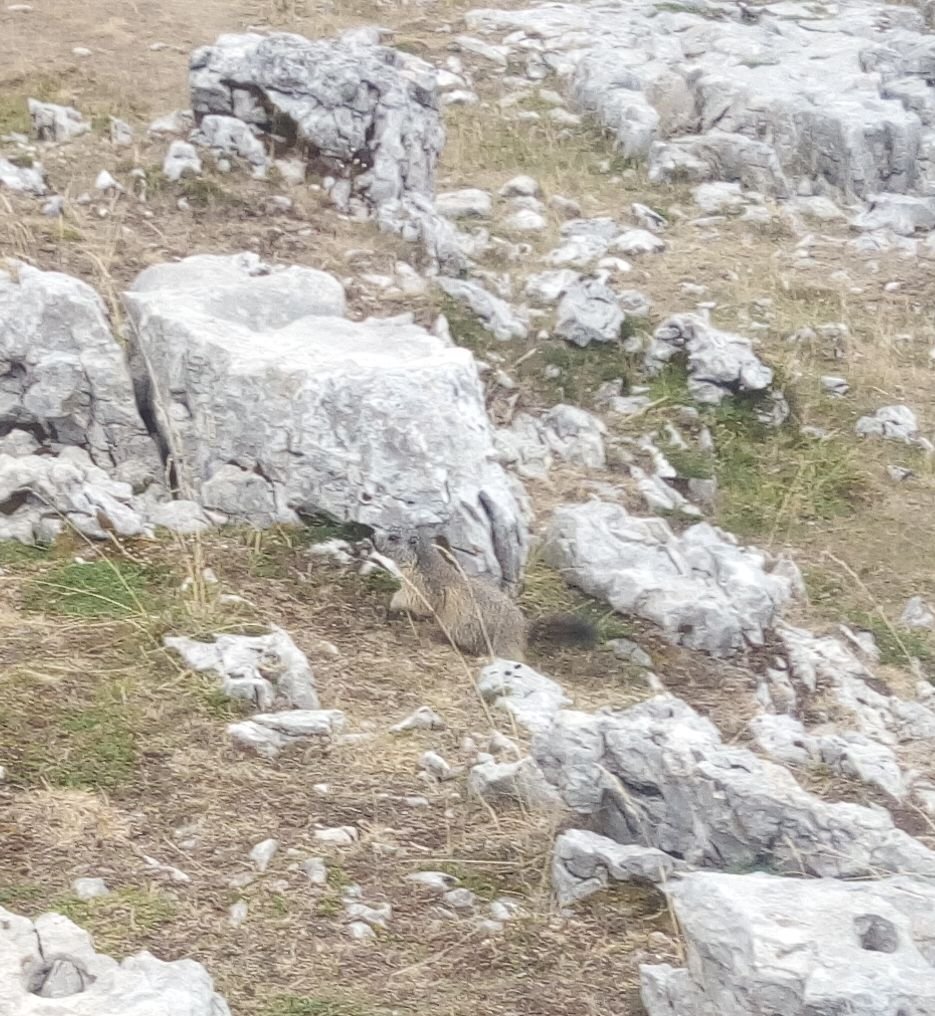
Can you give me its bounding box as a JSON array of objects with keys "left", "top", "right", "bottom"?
[{"left": 528, "top": 613, "right": 599, "bottom": 649}]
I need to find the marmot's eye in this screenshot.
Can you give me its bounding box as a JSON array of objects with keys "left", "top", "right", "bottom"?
[{"left": 387, "top": 533, "right": 400, "bottom": 543}]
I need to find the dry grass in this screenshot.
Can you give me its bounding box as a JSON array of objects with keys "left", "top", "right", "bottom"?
[{"left": 2, "top": 0, "right": 935, "bottom": 1012}]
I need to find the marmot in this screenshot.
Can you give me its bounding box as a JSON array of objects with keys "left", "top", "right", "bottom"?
[{"left": 371, "top": 528, "right": 597, "bottom": 660}]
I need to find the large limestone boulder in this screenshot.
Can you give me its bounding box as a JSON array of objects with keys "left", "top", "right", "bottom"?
[
  {"left": 640, "top": 872, "right": 935, "bottom": 1016},
  {"left": 0, "top": 906, "right": 230, "bottom": 1014},
  {"left": 124, "top": 252, "right": 527, "bottom": 581},
  {"left": 0, "top": 262, "right": 160, "bottom": 481},
  {"left": 189, "top": 32, "right": 443, "bottom": 212},
  {"left": 542, "top": 500, "right": 799, "bottom": 656},
  {"left": 533, "top": 695, "right": 935, "bottom": 880}
]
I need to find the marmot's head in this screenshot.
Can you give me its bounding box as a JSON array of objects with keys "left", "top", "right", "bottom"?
[{"left": 372, "top": 526, "right": 450, "bottom": 568}]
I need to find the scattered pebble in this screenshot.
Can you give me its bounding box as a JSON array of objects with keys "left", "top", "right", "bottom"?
[
  {"left": 228, "top": 901, "right": 249, "bottom": 928},
  {"left": 314, "top": 826, "right": 358, "bottom": 847},
  {"left": 248, "top": 838, "right": 279, "bottom": 873},
  {"left": 72, "top": 877, "right": 109, "bottom": 900}
]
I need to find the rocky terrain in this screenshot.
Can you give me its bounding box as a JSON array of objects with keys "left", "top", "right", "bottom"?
[{"left": 1, "top": 0, "right": 935, "bottom": 1013}]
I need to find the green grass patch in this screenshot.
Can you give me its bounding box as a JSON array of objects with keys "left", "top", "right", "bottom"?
[
  {"left": 0, "top": 541, "right": 48, "bottom": 568},
  {"left": 710, "top": 396, "right": 865, "bottom": 541},
  {"left": 646, "top": 362, "right": 692, "bottom": 404},
  {"left": 21, "top": 559, "right": 166, "bottom": 619},
  {"left": 52, "top": 888, "right": 177, "bottom": 952},
  {"left": 658, "top": 442, "right": 714, "bottom": 480},
  {"left": 848, "top": 611, "right": 935, "bottom": 667},
  {"left": 537, "top": 342, "right": 632, "bottom": 407}
]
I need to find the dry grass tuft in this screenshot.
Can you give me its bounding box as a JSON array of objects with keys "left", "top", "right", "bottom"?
[{"left": 11, "top": 787, "right": 134, "bottom": 849}]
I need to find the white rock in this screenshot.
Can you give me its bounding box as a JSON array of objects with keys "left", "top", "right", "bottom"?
[
  {"left": 646, "top": 314, "right": 773, "bottom": 405},
  {"left": 314, "top": 826, "right": 358, "bottom": 847},
  {"left": 72, "top": 877, "right": 109, "bottom": 901},
  {"left": 555, "top": 279, "right": 624, "bottom": 347},
  {"left": 901, "top": 596, "right": 935, "bottom": 630},
  {"left": 442, "top": 888, "right": 476, "bottom": 910},
  {"left": 0, "top": 157, "right": 46, "bottom": 194},
  {"left": 28, "top": 98, "right": 89, "bottom": 142},
  {"left": 820, "top": 374, "right": 849, "bottom": 396},
  {"left": 192, "top": 114, "right": 267, "bottom": 173},
  {"left": 435, "top": 276, "right": 528, "bottom": 342},
  {"left": 524, "top": 269, "right": 580, "bottom": 305},
  {"left": 165, "top": 628, "right": 318, "bottom": 710},
  {"left": 390, "top": 706, "right": 446, "bottom": 733},
  {"left": 0, "top": 906, "right": 231, "bottom": 1013},
  {"left": 641, "top": 872, "right": 935, "bottom": 1016},
  {"left": 543, "top": 501, "right": 799, "bottom": 656},
  {"left": 110, "top": 117, "right": 134, "bottom": 146},
  {"left": 435, "top": 188, "right": 492, "bottom": 219},
  {"left": 477, "top": 659, "right": 570, "bottom": 734},
  {"left": 125, "top": 253, "right": 526, "bottom": 583},
  {"left": 692, "top": 181, "right": 746, "bottom": 214},
  {"left": 552, "top": 829, "right": 685, "bottom": 905},
  {"left": 468, "top": 756, "right": 564, "bottom": 809},
  {"left": 163, "top": 140, "right": 202, "bottom": 181},
  {"left": 345, "top": 900, "right": 391, "bottom": 929},
  {"left": 500, "top": 174, "right": 540, "bottom": 197},
  {"left": 503, "top": 207, "right": 547, "bottom": 232},
  {"left": 301, "top": 857, "right": 328, "bottom": 885},
  {"left": 611, "top": 229, "right": 666, "bottom": 256},
  {"left": 855, "top": 404, "right": 924, "bottom": 444},
  {"left": 406, "top": 871, "right": 457, "bottom": 893},
  {"left": 248, "top": 838, "right": 279, "bottom": 873},
  {"left": 420, "top": 750, "right": 456, "bottom": 781},
  {"left": 853, "top": 193, "right": 935, "bottom": 235}
]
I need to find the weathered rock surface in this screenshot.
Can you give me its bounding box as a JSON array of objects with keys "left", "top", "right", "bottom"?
[
  {"left": 495, "top": 404, "right": 606, "bottom": 479},
  {"left": 645, "top": 314, "right": 773, "bottom": 405},
  {"left": 164, "top": 628, "right": 319, "bottom": 710},
  {"left": 543, "top": 501, "right": 799, "bottom": 656},
  {"left": 478, "top": 659, "right": 570, "bottom": 734},
  {"left": 0, "top": 158, "right": 46, "bottom": 194},
  {"left": 465, "top": 0, "right": 935, "bottom": 199},
  {"left": 640, "top": 872, "right": 935, "bottom": 1016},
  {"left": 554, "top": 279, "right": 623, "bottom": 347},
  {"left": 534, "top": 695, "right": 935, "bottom": 878},
  {"left": 189, "top": 32, "right": 443, "bottom": 213},
  {"left": 552, "top": 829, "right": 685, "bottom": 906},
  {"left": 28, "top": 99, "right": 89, "bottom": 142},
  {"left": 125, "top": 253, "right": 527, "bottom": 582},
  {"left": 0, "top": 263, "right": 159, "bottom": 477},
  {"left": 228, "top": 709, "right": 346, "bottom": 757},
  {"left": 436, "top": 277, "right": 528, "bottom": 341},
  {"left": 0, "top": 906, "right": 230, "bottom": 1014}
]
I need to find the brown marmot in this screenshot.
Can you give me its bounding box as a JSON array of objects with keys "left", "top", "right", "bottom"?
[{"left": 371, "top": 528, "right": 597, "bottom": 660}]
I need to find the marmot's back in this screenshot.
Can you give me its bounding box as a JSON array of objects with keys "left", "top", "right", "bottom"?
[{"left": 373, "top": 528, "right": 527, "bottom": 659}]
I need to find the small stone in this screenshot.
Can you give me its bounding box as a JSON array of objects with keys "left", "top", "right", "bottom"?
[
  {"left": 347, "top": 920, "right": 375, "bottom": 941},
  {"left": 500, "top": 174, "right": 540, "bottom": 197},
  {"left": 608, "top": 638, "right": 653, "bottom": 668},
  {"left": 820, "top": 375, "right": 849, "bottom": 397},
  {"left": 421, "top": 750, "right": 456, "bottom": 780},
  {"left": 72, "top": 877, "right": 109, "bottom": 900},
  {"left": 503, "top": 208, "right": 547, "bottom": 232},
  {"left": 72, "top": 46, "right": 93, "bottom": 57},
  {"left": 110, "top": 117, "right": 133, "bottom": 146},
  {"left": 314, "top": 826, "right": 358, "bottom": 847},
  {"left": 406, "top": 871, "right": 458, "bottom": 893},
  {"left": 548, "top": 108, "right": 582, "bottom": 126},
  {"left": 887, "top": 465, "right": 913, "bottom": 482},
  {"left": 436, "top": 188, "right": 492, "bottom": 219},
  {"left": 390, "top": 706, "right": 446, "bottom": 733},
  {"left": 489, "top": 897, "right": 522, "bottom": 921},
  {"left": 345, "top": 900, "right": 392, "bottom": 929},
  {"left": 313, "top": 783, "right": 331, "bottom": 796},
  {"left": 95, "top": 169, "right": 121, "bottom": 192},
  {"left": 612, "top": 229, "right": 666, "bottom": 255},
  {"left": 549, "top": 195, "right": 581, "bottom": 218},
  {"left": 443, "top": 888, "right": 477, "bottom": 910},
  {"left": 228, "top": 900, "right": 249, "bottom": 927},
  {"left": 301, "top": 857, "right": 328, "bottom": 886},
  {"left": 403, "top": 795, "right": 430, "bottom": 808},
  {"left": 163, "top": 140, "right": 202, "bottom": 182},
  {"left": 249, "top": 838, "right": 279, "bottom": 873},
  {"left": 901, "top": 596, "right": 935, "bottom": 631},
  {"left": 40, "top": 195, "right": 64, "bottom": 217}
]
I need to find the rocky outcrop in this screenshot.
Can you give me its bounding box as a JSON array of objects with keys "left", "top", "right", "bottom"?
[
  {"left": 0, "top": 906, "right": 230, "bottom": 1014},
  {"left": 542, "top": 501, "right": 800, "bottom": 656},
  {"left": 465, "top": 0, "right": 935, "bottom": 199},
  {"left": 533, "top": 695, "right": 935, "bottom": 879},
  {"left": 640, "top": 871, "right": 935, "bottom": 1016},
  {"left": 189, "top": 32, "right": 443, "bottom": 213},
  {"left": 125, "top": 252, "right": 527, "bottom": 582}
]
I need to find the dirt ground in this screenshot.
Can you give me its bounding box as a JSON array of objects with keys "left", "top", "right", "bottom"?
[{"left": 2, "top": 1, "right": 935, "bottom": 1014}]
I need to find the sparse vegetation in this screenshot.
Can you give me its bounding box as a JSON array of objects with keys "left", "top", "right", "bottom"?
[{"left": 21, "top": 559, "right": 167, "bottom": 619}]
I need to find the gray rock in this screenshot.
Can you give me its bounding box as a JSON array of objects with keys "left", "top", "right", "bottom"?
[
  {"left": 468, "top": 756, "right": 564, "bottom": 810},
  {"left": 435, "top": 276, "right": 528, "bottom": 341},
  {"left": 125, "top": 253, "right": 526, "bottom": 584},
  {"left": 547, "top": 217, "right": 620, "bottom": 266},
  {"left": 0, "top": 906, "right": 230, "bottom": 1014},
  {"left": 71, "top": 877, "right": 109, "bottom": 901},
  {"left": 390, "top": 706, "right": 446, "bottom": 733},
  {"left": 0, "top": 157, "right": 46, "bottom": 194},
  {"left": 820, "top": 374, "right": 849, "bottom": 396},
  {"left": 640, "top": 872, "right": 935, "bottom": 1016},
  {"left": 692, "top": 181, "right": 746, "bottom": 214},
  {"left": 110, "top": 117, "right": 134, "bottom": 146},
  {"left": 853, "top": 193, "right": 935, "bottom": 234},
  {"left": 164, "top": 628, "right": 318, "bottom": 710},
  {"left": 300, "top": 857, "right": 328, "bottom": 885},
  {"left": 901, "top": 595, "right": 935, "bottom": 630},
  {"left": 477, "top": 659, "right": 571, "bottom": 734},
  {"left": 524, "top": 268, "right": 580, "bottom": 305},
  {"left": 646, "top": 314, "right": 773, "bottom": 405},
  {"left": 191, "top": 114, "right": 267, "bottom": 173},
  {"left": 856, "top": 404, "right": 925, "bottom": 444},
  {"left": 435, "top": 188, "right": 492, "bottom": 219},
  {"left": 631, "top": 203, "right": 667, "bottom": 232},
  {"left": 552, "top": 829, "right": 685, "bottom": 906},
  {"left": 503, "top": 207, "right": 547, "bottom": 232},
  {"left": 555, "top": 278, "right": 624, "bottom": 347},
  {"left": 611, "top": 229, "right": 666, "bottom": 256},
  {"left": 405, "top": 871, "right": 458, "bottom": 893},
  {"left": 608, "top": 638, "right": 652, "bottom": 668},
  {"left": 228, "top": 710, "right": 344, "bottom": 757},
  {"left": 28, "top": 98, "right": 89, "bottom": 142},
  {"left": 248, "top": 838, "right": 279, "bottom": 872},
  {"left": 543, "top": 501, "right": 799, "bottom": 656},
  {"left": 534, "top": 695, "right": 935, "bottom": 878},
  {"left": 313, "top": 826, "right": 358, "bottom": 847},
  {"left": 163, "top": 140, "right": 202, "bottom": 181},
  {"left": 190, "top": 32, "right": 442, "bottom": 214},
  {"left": 541, "top": 404, "right": 606, "bottom": 468},
  {"left": 500, "top": 174, "right": 539, "bottom": 197}
]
